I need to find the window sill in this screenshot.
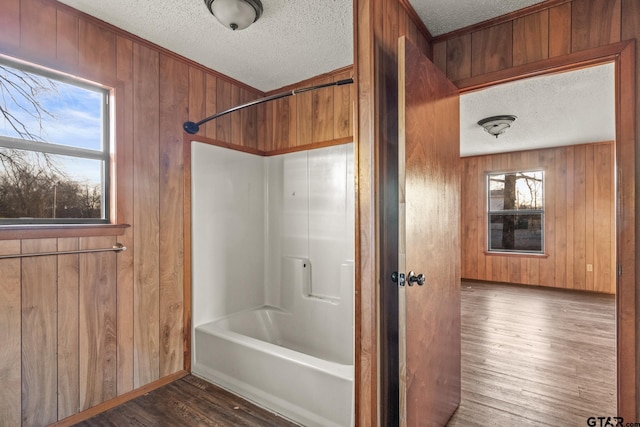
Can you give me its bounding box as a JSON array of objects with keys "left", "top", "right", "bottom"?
[
  {"left": 0, "top": 224, "right": 130, "bottom": 240},
  {"left": 484, "top": 251, "right": 549, "bottom": 259}
]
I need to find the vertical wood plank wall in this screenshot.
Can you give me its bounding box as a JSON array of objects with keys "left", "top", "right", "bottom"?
[
  {"left": 0, "top": 0, "right": 352, "bottom": 425},
  {"left": 461, "top": 142, "right": 616, "bottom": 294},
  {"left": 430, "top": 2, "right": 639, "bottom": 415},
  {"left": 354, "top": 0, "right": 433, "bottom": 424}
]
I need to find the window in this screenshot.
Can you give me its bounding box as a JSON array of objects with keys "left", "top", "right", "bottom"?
[
  {"left": 487, "top": 170, "right": 544, "bottom": 254},
  {"left": 0, "top": 56, "right": 110, "bottom": 224}
]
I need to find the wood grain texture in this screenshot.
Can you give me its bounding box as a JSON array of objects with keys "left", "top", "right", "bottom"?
[
  {"left": 296, "top": 85, "right": 314, "bottom": 145},
  {"left": 513, "top": 10, "right": 549, "bottom": 66},
  {"left": 0, "top": 240, "right": 21, "bottom": 427},
  {"left": 79, "top": 236, "right": 118, "bottom": 411},
  {"left": 311, "top": 78, "right": 333, "bottom": 142},
  {"left": 78, "top": 19, "right": 117, "bottom": 84},
  {"left": 0, "top": 0, "right": 276, "bottom": 423},
  {"left": 159, "top": 54, "right": 186, "bottom": 377},
  {"left": 0, "top": 0, "right": 20, "bottom": 51},
  {"left": 446, "top": 34, "right": 471, "bottom": 81},
  {"left": 447, "top": 281, "right": 616, "bottom": 426},
  {"left": 240, "top": 89, "right": 259, "bottom": 149},
  {"left": 115, "top": 35, "right": 135, "bottom": 397},
  {"left": 461, "top": 143, "right": 615, "bottom": 294},
  {"left": 20, "top": 0, "right": 57, "bottom": 63},
  {"left": 432, "top": 40, "right": 447, "bottom": 75},
  {"left": 216, "top": 79, "right": 233, "bottom": 143},
  {"left": 230, "top": 84, "right": 242, "bottom": 146},
  {"left": 400, "top": 36, "right": 461, "bottom": 426},
  {"left": 571, "top": 0, "right": 621, "bottom": 53},
  {"left": 471, "top": 22, "right": 513, "bottom": 76},
  {"left": 132, "top": 42, "right": 161, "bottom": 388},
  {"left": 76, "top": 375, "right": 298, "bottom": 427},
  {"left": 333, "top": 71, "right": 352, "bottom": 139},
  {"left": 203, "top": 73, "right": 217, "bottom": 140},
  {"left": 549, "top": 3, "right": 572, "bottom": 58},
  {"left": 22, "top": 238, "right": 58, "bottom": 426},
  {"left": 354, "top": 0, "right": 380, "bottom": 423},
  {"left": 58, "top": 238, "right": 80, "bottom": 420},
  {"left": 56, "top": 8, "right": 79, "bottom": 73}
]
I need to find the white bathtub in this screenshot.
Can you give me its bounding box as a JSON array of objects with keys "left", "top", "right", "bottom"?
[{"left": 193, "top": 306, "right": 354, "bottom": 427}]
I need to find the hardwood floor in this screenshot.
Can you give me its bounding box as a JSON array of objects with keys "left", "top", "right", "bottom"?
[
  {"left": 75, "top": 375, "right": 299, "bottom": 426},
  {"left": 77, "top": 281, "right": 615, "bottom": 426},
  {"left": 448, "top": 280, "right": 616, "bottom": 426}
]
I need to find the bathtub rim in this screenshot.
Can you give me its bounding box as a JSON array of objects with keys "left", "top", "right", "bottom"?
[{"left": 195, "top": 306, "right": 354, "bottom": 382}]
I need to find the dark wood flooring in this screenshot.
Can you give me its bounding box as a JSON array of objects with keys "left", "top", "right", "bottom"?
[
  {"left": 77, "top": 281, "right": 616, "bottom": 426},
  {"left": 75, "top": 375, "right": 299, "bottom": 426},
  {"left": 447, "top": 281, "right": 616, "bottom": 426}
]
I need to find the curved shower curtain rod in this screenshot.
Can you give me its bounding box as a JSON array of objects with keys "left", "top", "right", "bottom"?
[{"left": 183, "top": 77, "right": 354, "bottom": 135}]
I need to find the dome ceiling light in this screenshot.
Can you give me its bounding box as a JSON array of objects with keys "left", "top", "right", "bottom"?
[
  {"left": 204, "top": 0, "right": 263, "bottom": 31},
  {"left": 477, "top": 115, "right": 517, "bottom": 138}
]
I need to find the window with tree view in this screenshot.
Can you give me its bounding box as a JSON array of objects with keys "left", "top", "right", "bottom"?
[
  {"left": 487, "top": 170, "right": 544, "bottom": 253},
  {"left": 0, "top": 57, "right": 109, "bottom": 224}
]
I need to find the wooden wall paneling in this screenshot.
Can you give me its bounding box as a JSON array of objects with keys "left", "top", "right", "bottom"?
[
  {"left": 432, "top": 40, "right": 447, "bottom": 75},
  {"left": 512, "top": 9, "right": 549, "bottom": 66},
  {"left": 594, "top": 143, "right": 614, "bottom": 293},
  {"left": 188, "top": 66, "right": 205, "bottom": 137},
  {"left": 132, "top": 42, "right": 160, "bottom": 388},
  {"left": 565, "top": 146, "right": 575, "bottom": 290},
  {"left": 0, "top": 240, "right": 21, "bottom": 427},
  {"left": 621, "top": 13, "right": 640, "bottom": 401},
  {"left": 57, "top": 237, "right": 80, "bottom": 420},
  {"left": 271, "top": 97, "right": 295, "bottom": 151},
  {"left": 471, "top": 22, "right": 513, "bottom": 76},
  {"left": 461, "top": 158, "right": 478, "bottom": 279},
  {"left": 78, "top": 19, "right": 117, "bottom": 84},
  {"left": 354, "top": 0, "right": 381, "bottom": 422},
  {"left": 20, "top": 0, "right": 57, "bottom": 63},
  {"left": 446, "top": 35, "right": 471, "bottom": 81},
  {"left": 56, "top": 8, "right": 79, "bottom": 73},
  {"left": 216, "top": 79, "right": 233, "bottom": 143},
  {"left": 571, "top": 0, "right": 621, "bottom": 53},
  {"left": 0, "top": 0, "right": 20, "bottom": 51},
  {"left": 311, "top": 78, "right": 333, "bottom": 142},
  {"left": 333, "top": 71, "right": 352, "bottom": 139},
  {"left": 481, "top": 156, "right": 493, "bottom": 280},
  {"left": 230, "top": 84, "right": 242, "bottom": 146},
  {"left": 240, "top": 89, "right": 258, "bottom": 149},
  {"left": 21, "top": 238, "right": 58, "bottom": 426},
  {"left": 79, "top": 236, "right": 118, "bottom": 411},
  {"left": 585, "top": 144, "right": 595, "bottom": 291},
  {"left": 257, "top": 100, "right": 271, "bottom": 152},
  {"left": 548, "top": 3, "right": 572, "bottom": 58},
  {"left": 203, "top": 73, "right": 217, "bottom": 140},
  {"left": 159, "top": 54, "right": 186, "bottom": 377},
  {"left": 115, "top": 35, "right": 135, "bottom": 396},
  {"left": 296, "top": 83, "right": 313, "bottom": 146},
  {"left": 573, "top": 145, "right": 587, "bottom": 291},
  {"left": 537, "top": 148, "right": 554, "bottom": 287},
  {"left": 554, "top": 146, "right": 568, "bottom": 288}
]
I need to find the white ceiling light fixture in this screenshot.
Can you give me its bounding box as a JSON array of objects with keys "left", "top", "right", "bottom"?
[
  {"left": 477, "top": 115, "right": 517, "bottom": 138},
  {"left": 205, "top": 0, "right": 263, "bottom": 31}
]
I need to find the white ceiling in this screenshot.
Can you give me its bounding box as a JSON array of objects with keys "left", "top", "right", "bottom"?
[
  {"left": 408, "top": 0, "right": 546, "bottom": 36},
  {"left": 460, "top": 63, "right": 616, "bottom": 157},
  {"left": 57, "top": 0, "right": 546, "bottom": 91}
]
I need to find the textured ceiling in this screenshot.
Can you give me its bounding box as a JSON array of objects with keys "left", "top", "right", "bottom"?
[
  {"left": 57, "top": 0, "right": 552, "bottom": 91},
  {"left": 408, "top": 0, "right": 546, "bottom": 36},
  {"left": 460, "top": 63, "right": 615, "bottom": 157},
  {"left": 57, "top": 0, "right": 353, "bottom": 92}
]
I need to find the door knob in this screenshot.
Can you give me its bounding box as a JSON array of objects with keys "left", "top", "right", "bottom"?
[{"left": 407, "top": 271, "right": 425, "bottom": 286}]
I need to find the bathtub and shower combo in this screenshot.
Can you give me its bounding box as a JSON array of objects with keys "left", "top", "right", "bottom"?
[{"left": 191, "top": 142, "right": 355, "bottom": 426}]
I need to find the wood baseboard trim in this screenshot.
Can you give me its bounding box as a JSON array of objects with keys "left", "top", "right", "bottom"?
[{"left": 51, "top": 371, "right": 189, "bottom": 427}]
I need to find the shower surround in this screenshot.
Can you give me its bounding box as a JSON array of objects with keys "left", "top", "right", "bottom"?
[{"left": 191, "top": 142, "right": 354, "bottom": 426}]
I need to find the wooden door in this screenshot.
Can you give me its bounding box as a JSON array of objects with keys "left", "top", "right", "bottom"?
[{"left": 398, "top": 36, "right": 461, "bottom": 426}]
